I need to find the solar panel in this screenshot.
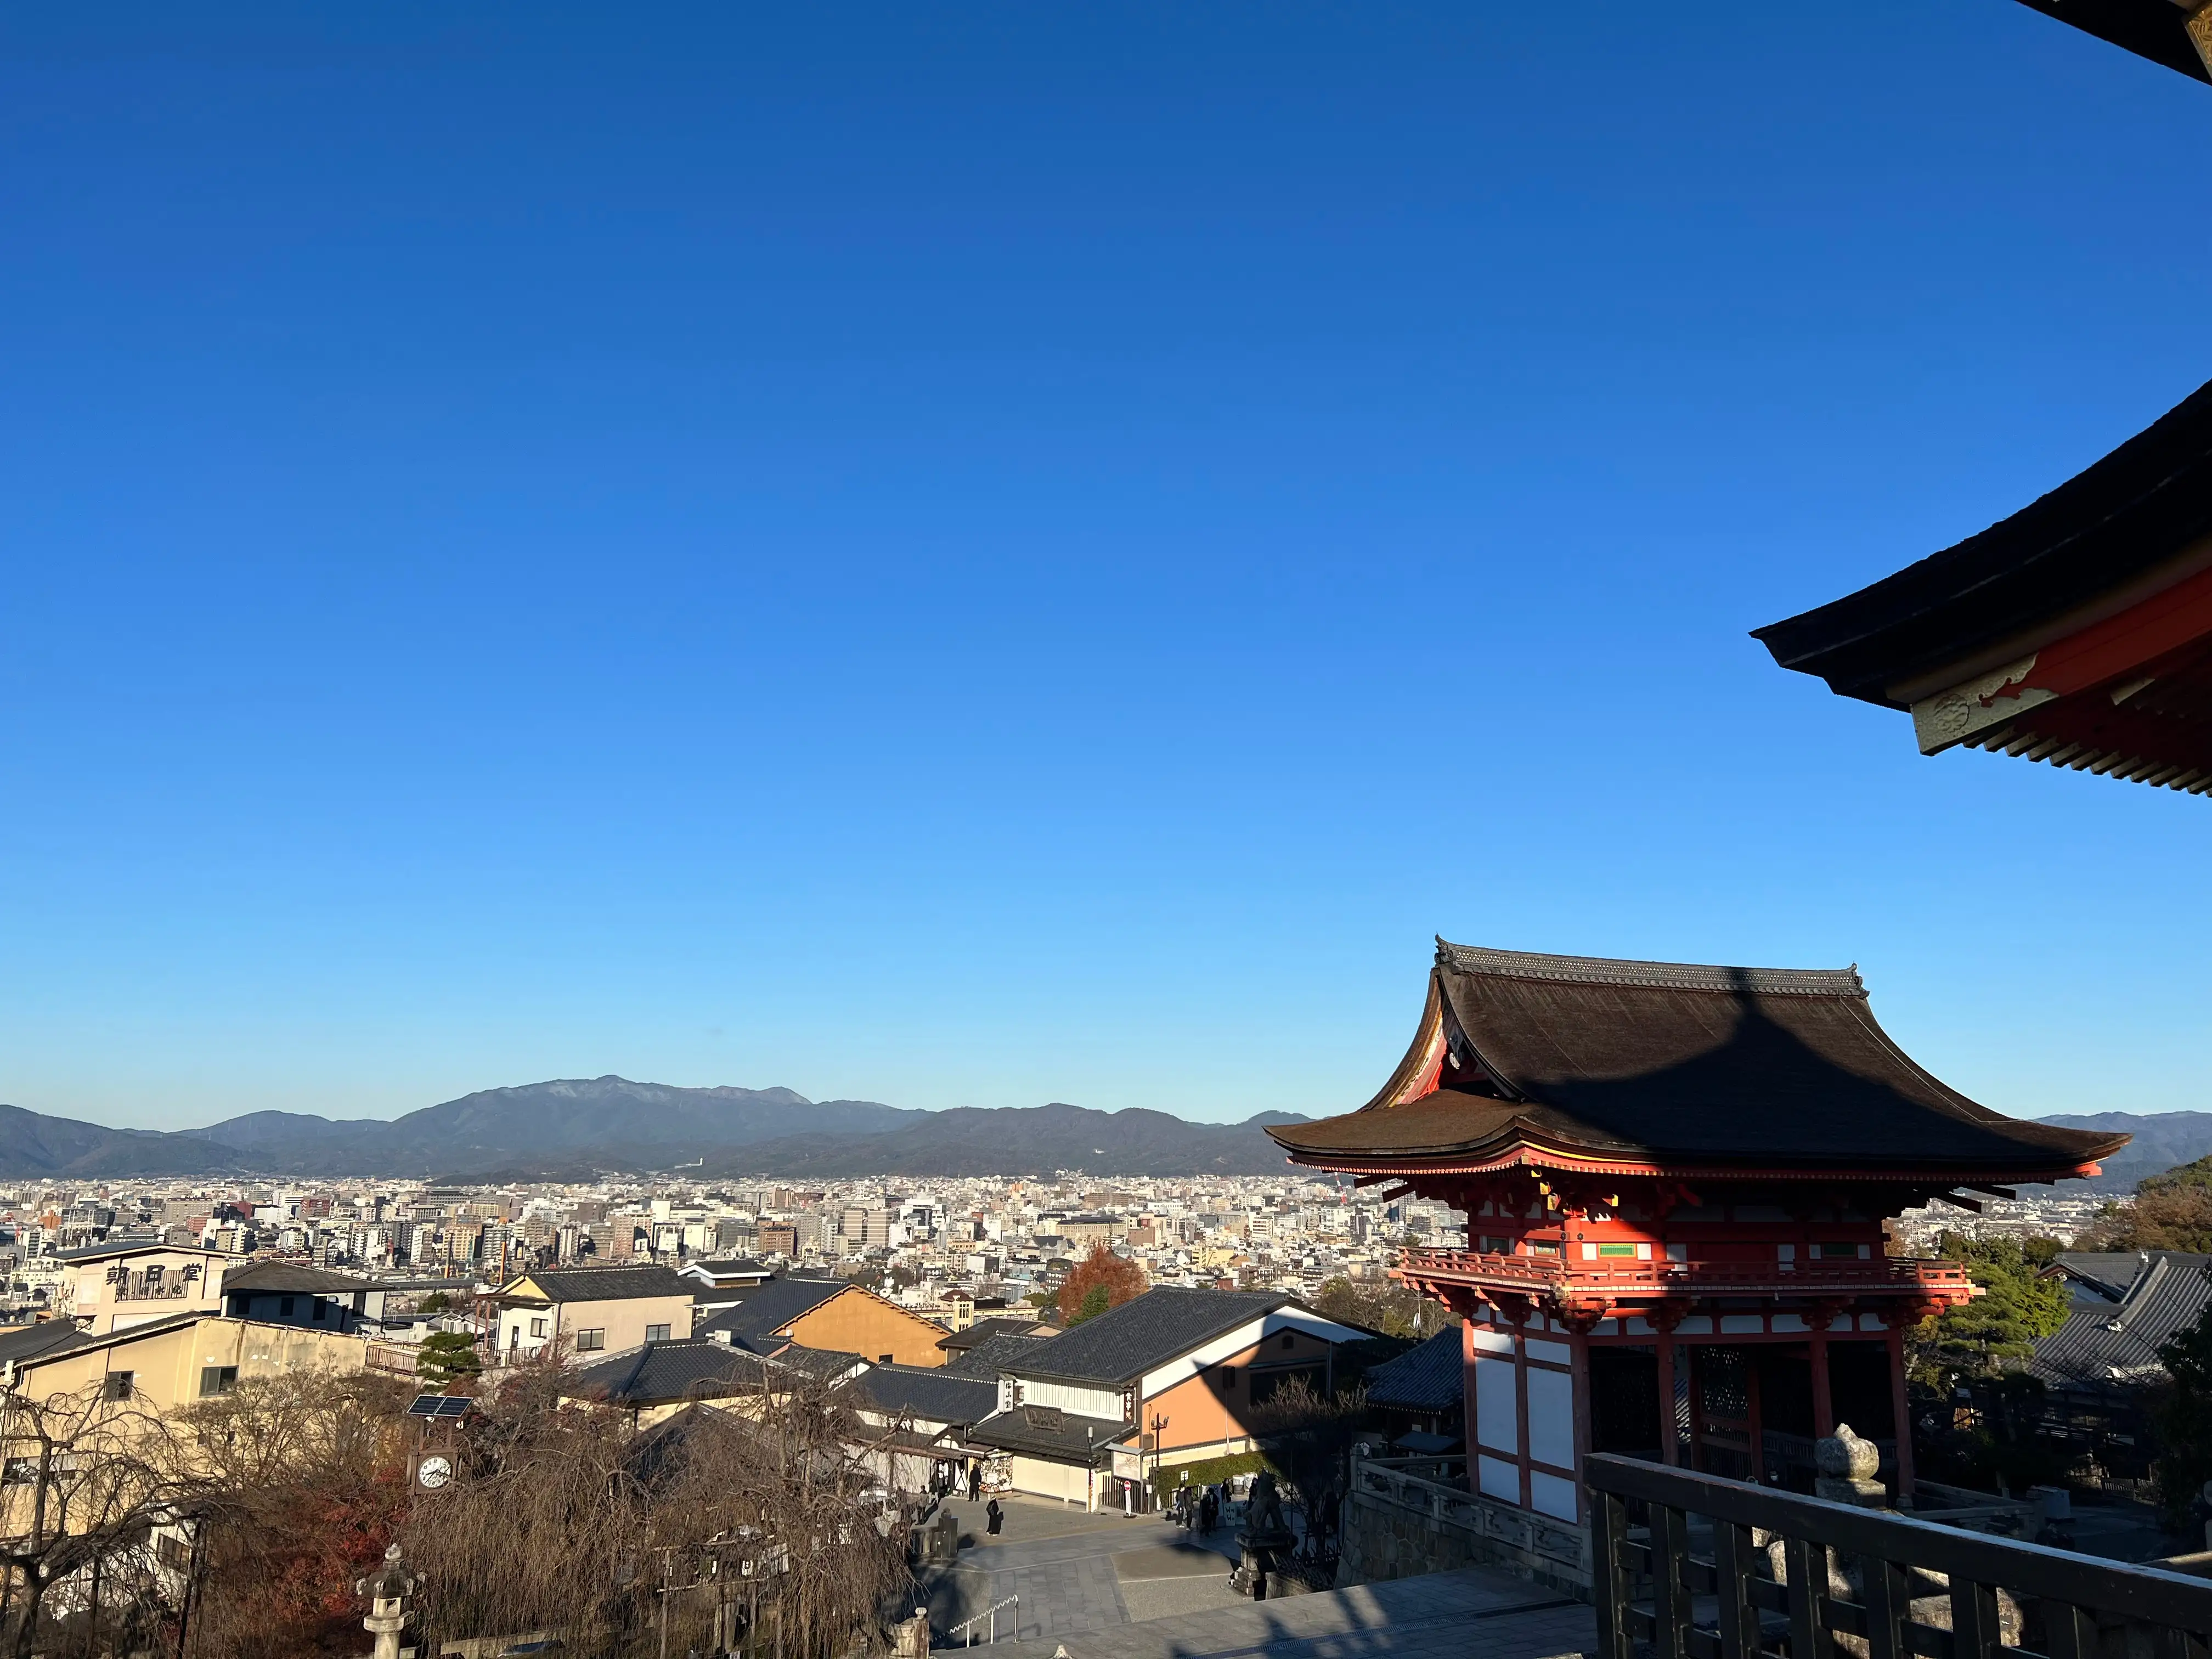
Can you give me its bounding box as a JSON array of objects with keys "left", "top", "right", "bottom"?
[{"left": 407, "top": 1394, "right": 475, "bottom": 1419}]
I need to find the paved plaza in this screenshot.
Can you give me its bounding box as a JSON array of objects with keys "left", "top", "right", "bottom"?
[
  {"left": 918, "top": 1494, "right": 1593, "bottom": 1659},
  {"left": 920, "top": 1493, "right": 1249, "bottom": 1647}
]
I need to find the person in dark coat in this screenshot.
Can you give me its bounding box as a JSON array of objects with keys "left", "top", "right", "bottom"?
[
  {"left": 968, "top": 1463, "right": 983, "bottom": 1502},
  {"left": 986, "top": 1498, "right": 1003, "bottom": 1536},
  {"left": 1199, "top": 1491, "right": 1218, "bottom": 1534}
]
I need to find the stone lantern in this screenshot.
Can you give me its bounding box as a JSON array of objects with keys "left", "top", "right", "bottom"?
[{"left": 357, "top": 1543, "right": 417, "bottom": 1659}]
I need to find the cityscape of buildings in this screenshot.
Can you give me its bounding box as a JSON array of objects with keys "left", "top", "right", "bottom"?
[{"left": 0, "top": 1170, "right": 1477, "bottom": 1336}]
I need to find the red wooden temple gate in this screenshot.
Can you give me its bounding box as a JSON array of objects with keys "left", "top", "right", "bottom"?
[{"left": 1269, "top": 941, "right": 2124, "bottom": 1525}]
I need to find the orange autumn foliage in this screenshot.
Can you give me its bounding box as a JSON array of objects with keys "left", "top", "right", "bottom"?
[{"left": 1057, "top": 1240, "right": 1147, "bottom": 1325}]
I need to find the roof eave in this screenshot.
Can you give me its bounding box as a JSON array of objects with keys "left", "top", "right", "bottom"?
[{"left": 1277, "top": 1136, "right": 2121, "bottom": 1187}]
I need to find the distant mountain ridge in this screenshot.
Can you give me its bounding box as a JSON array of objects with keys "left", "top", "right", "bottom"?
[
  {"left": 2038, "top": 1110, "right": 2212, "bottom": 1192},
  {"left": 0, "top": 1078, "right": 1309, "bottom": 1180}
]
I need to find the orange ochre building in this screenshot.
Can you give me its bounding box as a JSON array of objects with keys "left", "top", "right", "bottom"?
[{"left": 1267, "top": 941, "right": 2125, "bottom": 1524}]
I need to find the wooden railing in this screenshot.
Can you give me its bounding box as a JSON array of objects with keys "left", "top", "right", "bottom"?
[
  {"left": 1398, "top": 1249, "right": 1974, "bottom": 1301},
  {"left": 1587, "top": 1452, "right": 2212, "bottom": 1659}
]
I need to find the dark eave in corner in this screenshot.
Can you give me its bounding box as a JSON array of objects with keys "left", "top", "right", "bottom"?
[
  {"left": 2008, "top": 0, "right": 2211, "bottom": 84},
  {"left": 1753, "top": 377, "right": 2212, "bottom": 708}
]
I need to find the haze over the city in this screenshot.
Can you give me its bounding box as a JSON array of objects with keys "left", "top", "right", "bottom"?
[{"left": 4, "top": 4, "right": 2208, "bottom": 1132}]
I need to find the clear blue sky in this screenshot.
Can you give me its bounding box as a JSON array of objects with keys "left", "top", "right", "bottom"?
[{"left": 4, "top": 4, "right": 2208, "bottom": 1133}]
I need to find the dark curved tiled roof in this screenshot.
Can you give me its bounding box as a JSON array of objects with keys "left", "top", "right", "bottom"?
[
  {"left": 2035, "top": 1254, "right": 2212, "bottom": 1393},
  {"left": 1756, "top": 376, "right": 2212, "bottom": 706},
  {"left": 1363, "top": 1328, "right": 1464, "bottom": 1413},
  {"left": 1269, "top": 941, "right": 2125, "bottom": 1178}
]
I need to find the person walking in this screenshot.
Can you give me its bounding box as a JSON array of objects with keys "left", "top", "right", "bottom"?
[{"left": 986, "top": 1498, "right": 1003, "bottom": 1537}]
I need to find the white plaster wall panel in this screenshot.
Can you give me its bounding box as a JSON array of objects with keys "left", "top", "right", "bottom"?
[
  {"left": 1020, "top": 1378, "right": 1124, "bottom": 1419},
  {"left": 1474, "top": 1351, "right": 1519, "bottom": 1455},
  {"left": 1478, "top": 1454, "right": 1521, "bottom": 1503},
  {"left": 1527, "top": 1364, "right": 1574, "bottom": 1469},
  {"left": 1526, "top": 1338, "right": 1572, "bottom": 1365},
  {"left": 1530, "top": 1470, "right": 1578, "bottom": 1521}
]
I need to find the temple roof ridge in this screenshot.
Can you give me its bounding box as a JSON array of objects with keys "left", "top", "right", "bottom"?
[{"left": 1435, "top": 939, "right": 1865, "bottom": 1000}]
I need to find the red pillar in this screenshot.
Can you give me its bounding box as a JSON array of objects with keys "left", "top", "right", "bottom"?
[
  {"left": 1514, "top": 1314, "right": 1533, "bottom": 1509},
  {"left": 1685, "top": 1344, "right": 1706, "bottom": 1471},
  {"left": 1809, "top": 1329, "right": 1835, "bottom": 1440},
  {"left": 1568, "top": 1331, "right": 1593, "bottom": 1525},
  {"left": 1460, "top": 1313, "right": 1481, "bottom": 1477},
  {"left": 1886, "top": 1326, "right": 1915, "bottom": 1504},
  {"left": 1655, "top": 1335, "right": 1678, "bottom": 1465}
]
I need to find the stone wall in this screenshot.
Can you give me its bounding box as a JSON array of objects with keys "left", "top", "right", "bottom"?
[{"left": 1336, "top": 1453, "right": 1591, "bottom": 1601}]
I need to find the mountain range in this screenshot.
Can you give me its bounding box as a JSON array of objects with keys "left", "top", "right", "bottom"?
[
  {"left": 0, "top": 1083, "right": 2200, "bottom": 1188},
  {"left": 0, "top": 1079, "right": 1312, "bottom": 1181},
  {"left": 2038, "top": 1111, "right": 2212, "bottom": 1192}
]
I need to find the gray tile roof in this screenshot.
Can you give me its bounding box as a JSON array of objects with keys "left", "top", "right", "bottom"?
[
  {"left": 566, "top": 1338, "right": 866, "bottom": 1404},
  {"left": 569, "top": 1340, "right": 764, "bottom": 1405},
  {"left": 52, "top": 1243, "right": 225, "bottom": 1263},
  {"left": 2034, "top": 1252, "right": 2212, "bottom": 1394},
  {"left": 1364, "top": 1328, "right": 1463, "bottom": 1412},
  {"left": 505, "top": 1265, "right": 692, "bottom": 1304},
  {"left": 2052, "top": 1252, "right": 2205, "bottom": 1301},
  {"left": 944, "top": 1334, "right": 1052, "bottom": 1378},
  {"left": 967, "top": 1405, "right": 1126, "bottom": 1465},
  {"left": 847, "top": 1364, "right": 998, "bottom": 1428},
  {"left": 14, "top": 1310, "right": 215, "bottom": 1368},
  {"left": 689, "top": 1258, "right": 770, "bottom": 1278},
  {"left": 938, "top": 1317, "right": 1049, "bottom": 1351},
  {"left": 0, "top": 1322, "right": 92, "bottom": 1367},
  {"left": 1003, "top": 1287, "right": 1291, "bottom": 1386},
  {"left": 693, "top": 1275, "right": 852, "bottom": 1343},
  {"left": 222, "top": 1261, "right": 373, "bottom": 1296}
]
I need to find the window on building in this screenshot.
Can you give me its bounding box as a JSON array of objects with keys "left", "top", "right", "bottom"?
[
  {"left": 1281, "top": 1333, "right": 1295, "bottom": 1350},
  {"left": 529, "top": 1318, "right": 547, "bottom": 1339},
  {"left": 1818, "top": 1242, "right": 1859, "bottom": 1259},
  {"left": 199, "top": 1366, "right": 238, "bottom": 1397},
  {"left": 646, "top": 1324, "right": 672, "bottom": 1344},
  {"left": 279, "top": 1296, "right": 295, "bottom": 1317},
  {"left": 103, "top": 1372, "right": 133, "bottom": 1402},
  {"left": 878, "top": 1352, "right": 894, "bottom": 1364},
  {"left": 575, "top": 1328, "right": 606, "bottom": 1352},
  {"left": 312, "top": 1297, "right": 328, "bottom": 1322},
  {"left": 157, "top": 1533, "right": 191, "bottom": 1571}
]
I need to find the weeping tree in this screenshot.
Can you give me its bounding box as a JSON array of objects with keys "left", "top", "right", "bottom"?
[
  {"left": 398, "top": 1356, "right": 913, "bottom": 1658},
  {"left": 0, "top": 1382, "right": 200, "bottom": 1659},
  {"left": 171, "top": 1369, "right": 416, "bottom": 1658}
]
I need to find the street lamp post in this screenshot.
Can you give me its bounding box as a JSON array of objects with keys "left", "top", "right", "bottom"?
[{"left": 1148, "top": 1412, "right": 1168, "bottom": 1519}]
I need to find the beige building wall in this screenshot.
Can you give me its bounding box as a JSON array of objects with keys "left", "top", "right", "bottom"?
[
  {"left": 60, "top": 1249, "right": 228, "bottom": 1335},
  {"left": 1006, "top": 1453, "right": 1094, "bottom": 1508},
  {"left": 498, "top": 1292, "right": 695, "bottom": 1360},
  {"left": 13, "top": 1318, "right": 368, "bottom": 1417},
  {"left": 783, "top": 1290, "right": 947, "bottom": 1367}
]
